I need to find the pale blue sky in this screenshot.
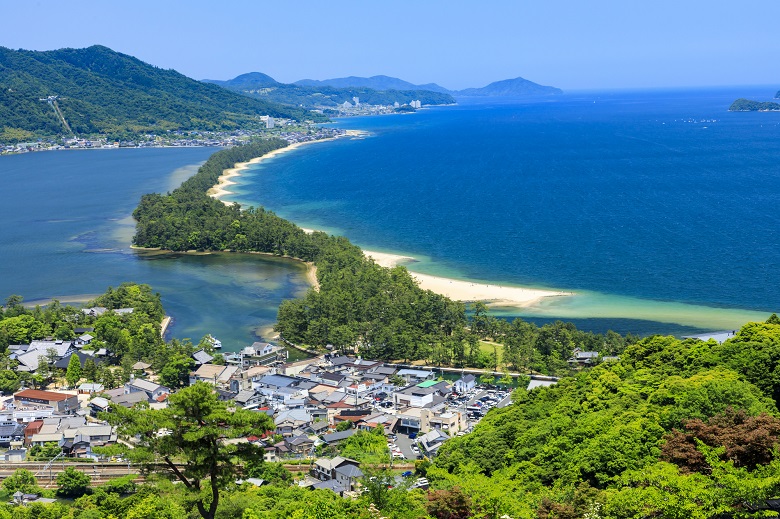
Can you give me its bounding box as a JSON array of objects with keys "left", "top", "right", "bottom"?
[{"left": 2, "top": 0, "right": 779, "bottom": 91}]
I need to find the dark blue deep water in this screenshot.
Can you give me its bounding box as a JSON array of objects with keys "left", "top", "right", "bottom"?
[{"left": 225, "top": 87, "right": 780, "bottom": 333}]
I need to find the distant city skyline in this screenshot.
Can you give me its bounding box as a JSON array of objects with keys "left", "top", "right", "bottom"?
[{"left": 2, "top": 0, "right": 779, "bottom": 91}]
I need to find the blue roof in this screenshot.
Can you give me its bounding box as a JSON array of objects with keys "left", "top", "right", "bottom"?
[{"left": 257, "top": 374, "right": 297, "bottom": 388}]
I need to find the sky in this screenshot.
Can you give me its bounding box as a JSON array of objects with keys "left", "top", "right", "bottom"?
[{"left": 2, "top": 0, "right": 779, "bottom": 91}]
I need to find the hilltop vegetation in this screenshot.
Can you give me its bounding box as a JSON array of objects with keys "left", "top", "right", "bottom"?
[
  {"left": 0, "top": 45, "right": 324, "bottom": 143},
  {"left": 429, "top": 319, "right": 780, "bottom": 517},
  {"left": 729, "top": 97, "right": 780, "bottom": 112},
  {"left": 204, "top": 72, "right": 455, "bottom": 109}
]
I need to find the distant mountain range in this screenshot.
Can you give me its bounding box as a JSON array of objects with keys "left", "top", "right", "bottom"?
[
  {"left": 203, "top": 73, "right": 561, "bottom": 111},
  {"left": 0, "top": 45, "right": 323, "bottom": 142},
  {"left": 291, "top": 74, "right": 563, "bottom": 97},
  {"left": 293, "top": 75, "right": 452, "bottom": 94},
  {"left": 202, "top": 73, "right": 456, "bottom": 109}
]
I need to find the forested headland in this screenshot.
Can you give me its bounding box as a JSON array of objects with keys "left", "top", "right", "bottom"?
[
  {"left": 0, "top": 45, "right": 325, "bottom": 143},
  {"left": 132, "top": 139, "right": 638, "bottom": 374},
  {"left": 728, "top": 98, "right": 780, "bottom": 112}
]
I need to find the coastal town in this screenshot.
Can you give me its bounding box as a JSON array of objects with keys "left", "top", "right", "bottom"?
[
  {"left": 0, "top": 313, "right": 565, "bottom": 496},
  {"left": 0, "top": 96, "right": 425, "bottom": 156},
  {"left": 0, "top": 119, "right": 349, "bottom": 155}
]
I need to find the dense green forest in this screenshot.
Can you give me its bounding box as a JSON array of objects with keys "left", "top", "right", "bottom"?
[
  {"left": 728, "top": 98, "right": 780, "bottom": 112},
  {"left": 430, "top": 319, "right": 780, "bottom": 517},
  {"left": 0, "top": 45, "right": 325, "bottom": 142},
  {"left": 204, "top": 72, "right": 455, "bottom": 109},
  {"left": 132, "top": 140, "right": 637, "bottom": 373}
]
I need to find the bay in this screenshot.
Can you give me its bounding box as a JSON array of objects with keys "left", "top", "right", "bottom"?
[
  {"left": 0, "top": 148, "right": 310, "bottom": 351},
  {"left": 223, "top": 87, "right": 780, "bottom": 335}
]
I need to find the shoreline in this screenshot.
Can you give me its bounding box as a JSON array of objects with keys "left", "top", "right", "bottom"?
[
  {"left": 207, "top": 130, "right": 367, "bottom": 203},
  {"left": 364, "top": 250, "right": 573, "bottom": 308},
  {"left": 205, "top": 132, "right": 572, "bottom": 308}
]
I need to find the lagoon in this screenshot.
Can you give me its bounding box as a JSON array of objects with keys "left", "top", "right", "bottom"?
[{"left": 0, "top": 148, "right": 310, "bottom": 351}]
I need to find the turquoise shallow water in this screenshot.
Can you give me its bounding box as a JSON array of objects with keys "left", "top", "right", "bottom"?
[
  {"left": 223, "top": 87, "right": 780, "bottom": 334},
  {"left": 0, "top": 148, "right": 310, "bottom": 351}
]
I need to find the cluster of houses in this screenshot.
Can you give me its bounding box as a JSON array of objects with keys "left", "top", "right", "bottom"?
[
  {"left": 187, "top": 352, "right": 470, "bottom": 464},
  {"left": 0, "top": 388, "right": 117, "bottom": 462},
  {"left": 1, "top": 332, "right": 473, "bottom": 483},
  {"left": 1, "top": 331, "right": 592, "bottom": 495}
]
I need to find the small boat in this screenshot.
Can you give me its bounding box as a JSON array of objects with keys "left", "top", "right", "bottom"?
[{"left": 206, "top": 334, "right": 222, "bottom": 350}]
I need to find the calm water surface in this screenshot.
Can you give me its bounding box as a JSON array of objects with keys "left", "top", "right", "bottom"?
[
  {"left": 0, "top": 148, "right": 310, "bottom": 351},
  {"left": 224, "top": 87, "right": 780, "bottom": 334}
]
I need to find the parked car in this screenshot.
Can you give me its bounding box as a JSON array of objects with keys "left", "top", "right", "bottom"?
[
  {"left": 408, "top": 432, "right": 417, "bottom": 439},
  {"left": 401, "top": 470, "right": 414, "bottom": 477}
]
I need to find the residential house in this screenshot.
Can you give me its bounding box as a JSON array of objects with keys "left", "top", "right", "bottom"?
[
  {"left": 189, "top": 364, "right": 239, "bottom": 387},
  {"left": 192, "top": 349, "right": 214, "bottom": 366},
  {"left": 13, "top": 389, "right": 79, "bottom": 414},
  {"left": 311, "top": 456, "right": 361, "bottom": 483},
  {"left": 454, "top": 374, "right": 476, "bottom": 393},
  {"left": 233, "top": 389, "right": 265, "bottom": 409},
  {"left": 416, "top": 429, "right": 450, "bottom": 457},
  {"left": 568, "top": 348, "right": 599, "bottom": 366},
  {"left": 23, "top": 420, "right": 43, "bottom": 446},
  {"left": 77, "top": 383, "right": 104, "bottom": 395},
  {"left": 88, "top": 397, "right": 111, "bottom": 417},
  {"left": 320, "top": 428, "right": 356, "bottom": 446},
  {"left": 274, "top": 408, "right": 311, "bottom": 437},
  {"left": 124, "top": 377, "right": 169, "bottom": 403},
  {"left": 0, "top": 423, "right": 25, "bottom": 447},
  {"left": 396, "top": 369, "right": 435, "bottom": 384}
]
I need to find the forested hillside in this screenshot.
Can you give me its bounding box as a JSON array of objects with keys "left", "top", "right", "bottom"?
[
  {"left": 0, "top": 45, "right": 324, "bottom": 142},
  {"left": 204, "top": 72, "right": 455, "bottom": 108},
  {"left": 729, "top": 98, "right": 780, "bottom": 112},
  {"left": 430, "top": 318, "right": 780, "bottom": 517}
]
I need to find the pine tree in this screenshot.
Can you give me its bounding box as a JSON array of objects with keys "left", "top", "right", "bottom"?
[{"left": 65, "top": 354, "right": 82, "bottom": 388}]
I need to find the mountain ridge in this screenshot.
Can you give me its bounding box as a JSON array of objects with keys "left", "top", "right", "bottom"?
[
  {"left": 289, "top": 73, "right": 562, "bottom": 96},
  {"left": 0, "top": 45, "right": 322, "bottom": 142},
  {"left": 203, "top": 73, "right": 455, "bottom": 109}
]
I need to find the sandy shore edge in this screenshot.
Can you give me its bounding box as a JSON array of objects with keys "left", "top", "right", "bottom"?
[
  {"left": 366, "top": 250, "right": 572, "bottom": 307},
  {"left": 208, "top": 130, "right": 367, "bottom": 203},
  {"left": 207, "top": 134, "right": 571, "bottom": 308}
]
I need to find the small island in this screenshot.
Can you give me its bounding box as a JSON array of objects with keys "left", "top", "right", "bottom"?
[{"left": 728, "top": 97, "right": 780, "bottom": 112}]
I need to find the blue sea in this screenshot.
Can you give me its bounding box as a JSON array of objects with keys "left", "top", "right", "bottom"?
[
  {"left": 223, "top": 87, "right": 780, "bottom": 334},
  {"left": 2, "top": 88, "right": 779, "bottom": 344}
]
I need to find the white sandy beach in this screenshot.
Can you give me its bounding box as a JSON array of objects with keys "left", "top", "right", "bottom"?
[
  {"left": 208, "top": 130, "right": 366, "bottom": 203},
  {"left": 364, "top": 250, "right": 572, "bottom": 307}
]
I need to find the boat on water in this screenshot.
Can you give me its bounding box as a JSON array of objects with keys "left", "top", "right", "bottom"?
[{"left": 205, "top": 334, "right": 222, "bottom": 349}]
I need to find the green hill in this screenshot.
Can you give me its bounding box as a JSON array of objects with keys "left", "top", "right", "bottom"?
[
  {"left": 729, "top": 97, "right": 780, "bottom": 112},
  {"left": 0, "top": 45, "right": 324, "bottom": 142},
  {"left": 455, "top": 76, "right": 563, "bottom": 96},
  {"left": 204, "top": 72, "right": 456, "bottom": 108}
]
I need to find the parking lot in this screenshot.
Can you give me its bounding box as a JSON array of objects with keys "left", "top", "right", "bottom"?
[{"left": 449, "top": 386, "right": 512, "bottom": 429}]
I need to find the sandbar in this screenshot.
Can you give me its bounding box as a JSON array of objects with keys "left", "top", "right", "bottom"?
[
  {"left": 208, "top": 137, "right": 571, "bottom": 308},
  {"left": 208, "top": 130, "right": 367, "bottom": 203},
  {"left": 364, "top": 250, "right": 571, "bottom": 307}
]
